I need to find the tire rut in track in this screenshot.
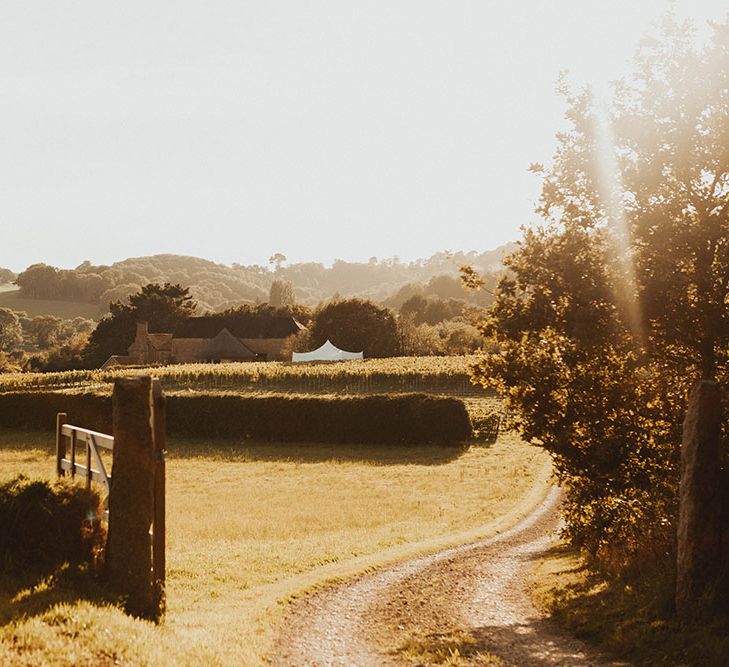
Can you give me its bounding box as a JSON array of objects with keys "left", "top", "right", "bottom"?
[{"left": 272, "top": 486, "right": 627, "bottom": 666}]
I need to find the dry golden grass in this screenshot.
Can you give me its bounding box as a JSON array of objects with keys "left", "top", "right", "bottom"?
[
  {"left": 395, "top": 629, "right": 504, "bottom": 666},
  {"left": 530, "top": 547, "right": 729, "bottom": 666},
  {"left": 0, "top": 428, "right": 551, "bottom": 665}
]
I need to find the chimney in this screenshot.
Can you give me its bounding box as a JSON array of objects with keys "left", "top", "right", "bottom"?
[{"left": 136, "top": 321, "right": 149, "bottom": 339}]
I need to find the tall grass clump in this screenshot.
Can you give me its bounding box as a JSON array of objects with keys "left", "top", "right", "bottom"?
[{"left": 0, "top": 475, "right": 104, "bottom": 575}]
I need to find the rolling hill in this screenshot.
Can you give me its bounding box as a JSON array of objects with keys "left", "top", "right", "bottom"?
[{"left": 0, "top": 286, "right": 100, "bottom": 319}]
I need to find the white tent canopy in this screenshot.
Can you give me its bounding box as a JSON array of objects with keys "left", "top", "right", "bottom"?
[{"left": 292, "top": 339, "right": 363, "bottom": 363}]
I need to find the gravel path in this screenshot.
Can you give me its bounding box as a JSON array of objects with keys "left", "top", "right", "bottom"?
[{"left": 272, "top": 486, "right": 627, "bottom": 666}]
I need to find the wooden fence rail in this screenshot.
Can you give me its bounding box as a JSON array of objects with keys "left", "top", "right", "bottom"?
[{"left": 56, "top": 412, "right": 114, "bottom": 517}]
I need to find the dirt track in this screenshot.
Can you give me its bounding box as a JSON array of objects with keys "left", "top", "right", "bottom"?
[{"left": 272, "top": 485, "right": 628, "bottom": 666}]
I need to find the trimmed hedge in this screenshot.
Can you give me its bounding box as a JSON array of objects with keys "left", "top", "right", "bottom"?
[
  {"left": 0, "top": 391, "right": 472, "bottom": 445},
  {"left": 0, "top": 475, "right": 104, "bottom": 574}
]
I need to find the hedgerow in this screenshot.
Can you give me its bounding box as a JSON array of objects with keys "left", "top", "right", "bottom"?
[{"left": 0, "top": 391, "right": 472, "bottom": 445}]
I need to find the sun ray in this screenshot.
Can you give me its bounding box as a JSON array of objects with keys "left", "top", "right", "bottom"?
[{"left": 591, "top": 97, "right": 645, "bottom": 345}]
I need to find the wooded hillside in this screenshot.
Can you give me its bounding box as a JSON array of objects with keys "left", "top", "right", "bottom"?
[{"left": 10, "top": 246, "right": 513, "bottom": 314}]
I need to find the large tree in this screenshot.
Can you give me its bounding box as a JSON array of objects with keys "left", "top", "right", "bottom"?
[
  {"left": 307, "top": 298, "right": 401, "bottom": 358},
  {"left": 0, "top": 308, "right": 22, "bottom": 353},
  {"left": 474, "top": 15, "right": 728, "bottom": 574},
  {"left": 84, "top": 283, "right": 197, "bottom": 367},
  {"left": 269, "top": 279, "right": 295, "bottom": 307}
]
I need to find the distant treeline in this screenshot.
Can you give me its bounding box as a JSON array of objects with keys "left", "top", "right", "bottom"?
[
  {"left": 10, "top": 247, "right": 511, "bottom": 313},
  {"left": 0, "top": 268, "right": 16, "bottom": 284}
]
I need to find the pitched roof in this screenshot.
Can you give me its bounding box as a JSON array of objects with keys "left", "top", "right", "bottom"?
[
  {"left": 203, "top": 329, "right": 257, "bottom": 360},
  {"left": 147, "top": 333, "right": 173, "bottom": 350},
  {"left": 101, "top": 355, "right": 133, "bottom": 369},
  {"left": 173, "top": 315, "right": 302, "bottom": 340}
]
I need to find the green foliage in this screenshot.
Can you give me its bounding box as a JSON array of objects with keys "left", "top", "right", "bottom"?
[
  {"left": 15, "top": 263, "right": 112, "bottom": 303},
  {"left": 0, "top": 268, "right": 16, "bottom": 284},
  {"left": 0, "top": 352, "right": 22, "bottom": 373},
  {"left": 166, "top": 392, "right": 472, "bottom": 444},
  {"left": 472, "top": 16, "right": 729, "bottom": 575},
  {"left": 216, "top": 302, "right": 311, "bottom": 329},
  {"left": 36, "top": 334, "right": 91, "bottom": 373},
  {"left": 384, "top": 271, "right": 499, "bottom": 311},
  {"left": 308, "top": 297, "right": 401, "bottom": 358},
  {"left": 398, "top": 318, "right": 484, "bottom": 357},
  {"left": 0, "top": 308, "right": 22, "bottom": 353},
  {"left": 19, "top": 315, "right": 94, "bottom": 350},
  {"left": 400, "top": 295, "right": 466, "bottom": 325},
  {"left": 536, "top": 549, "right": 729, "bottom": 666},
  {"left": 0, "top": 475, "right": 103, "bottom": 575},
  {"left": 469, "top": 412, "right": 501, "bottom": 445},
  {"left": 13, "top": 250, "right": 510, "bottom": 315},
  {"left": 268, "top": 278, "right": 295, "bottom": 307},
  {"left": 23, "top": 315, "right": 63, "bottom": 348},
  {"left": 0, "top": 391, "right": 472, "bottom": 445},
  {"left": 84, "top": 283, "right": 196, "bottom": 367}
]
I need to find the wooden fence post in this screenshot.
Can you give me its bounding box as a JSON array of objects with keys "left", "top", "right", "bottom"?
[
  {"left": 105, "top": 376, "right": 162, "bottom": 620},
  {"left": 55, "top": 412, "right": 67, "bottom": 478}
]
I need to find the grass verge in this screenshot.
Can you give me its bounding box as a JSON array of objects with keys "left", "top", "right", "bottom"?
[
  {"left": 0, "top": 427, "right": 551, "bottom": 665},
  {"left": 394, "top": 629, "right": 504, "bottom": 666},
  {"left": 530, "top": 546, "right": 729, "bottom": 667}
]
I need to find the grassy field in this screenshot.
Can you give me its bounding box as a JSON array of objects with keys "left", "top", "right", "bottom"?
[
  {"left": 530, "top": 548, "right": 729, "bottom": 666},
  {"left": 0, "top": 427, "right": 551, "bottom": 665},
  {"left": 0, "top": 355, "right": 482, "bottom": 395},
  {"left": 0, "top": 288, "right": 100, "bottom": 319}
]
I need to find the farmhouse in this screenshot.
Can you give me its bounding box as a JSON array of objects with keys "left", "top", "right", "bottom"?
[{"left": 102, "top": 317, "right": 303, "bottom": 369}]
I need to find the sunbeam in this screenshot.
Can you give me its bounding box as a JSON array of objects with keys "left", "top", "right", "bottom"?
[{"left": 591, "top": 97, "right": 645, "bottom": 345}]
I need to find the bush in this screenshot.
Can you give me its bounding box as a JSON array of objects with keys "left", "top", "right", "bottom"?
[
  {"left": 0, "top": 390, "right": 112, "bottom": 433},
  {"left": 470, "top": 411, "right": 502, "bottom": 444},
  {"left": 0, "top": 475, "right": 103, "bottom": 575},
  {"left": 0, "top": 391, "right": 472, "bottom": 445}
]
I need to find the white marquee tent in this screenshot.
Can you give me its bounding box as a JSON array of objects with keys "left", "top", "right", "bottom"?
[{"left": 292, "top": 339, "right": 364, "bottom": 363}]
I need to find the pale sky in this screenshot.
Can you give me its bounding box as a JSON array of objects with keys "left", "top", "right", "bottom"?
[{"left": 0, "top": 1, "right": 726, "bottom": 272}]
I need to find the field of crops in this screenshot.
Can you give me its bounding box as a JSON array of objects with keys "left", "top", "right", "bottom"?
[{"left": 0, "top": 356, "right": 488, "bottom": 395}]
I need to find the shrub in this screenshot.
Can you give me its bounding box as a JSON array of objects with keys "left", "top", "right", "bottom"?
[
  {"left": 167, "top": 392, "right": 472, "bottom": 444},
  {"left": 0, "top": 475, "right": 104, "bottom": 575},
  {"left": 0, "top": 390, "right": 112, "bottom": 433},
  {"left": 470, "top": 411, "right": 502, "bottom": 444},
  {"left": 0, "top": 391, "right": 472, "bottom": 445}
]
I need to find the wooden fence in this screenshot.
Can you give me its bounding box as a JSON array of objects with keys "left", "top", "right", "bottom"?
[
  {"left": 56, "top": 413, "right": 113, "bottom": 518},
  {"left": 54, "top": 377, "right": 167, "bottom": 601}
]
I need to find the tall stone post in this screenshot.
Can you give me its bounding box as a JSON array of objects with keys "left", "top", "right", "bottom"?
[
  {"left": 676, "top": 380, "right": 723, "bottom": 618},
  {"left": 105, "top": 377, "right": 159, "bottom": 618},
  {"left": 151, "top": 379, "right": 166, "bottom": 612}
]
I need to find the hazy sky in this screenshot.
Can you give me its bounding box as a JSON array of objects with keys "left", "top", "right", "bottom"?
[{"left": 1, "top": 1, "right": 726, "bottom": 272}]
